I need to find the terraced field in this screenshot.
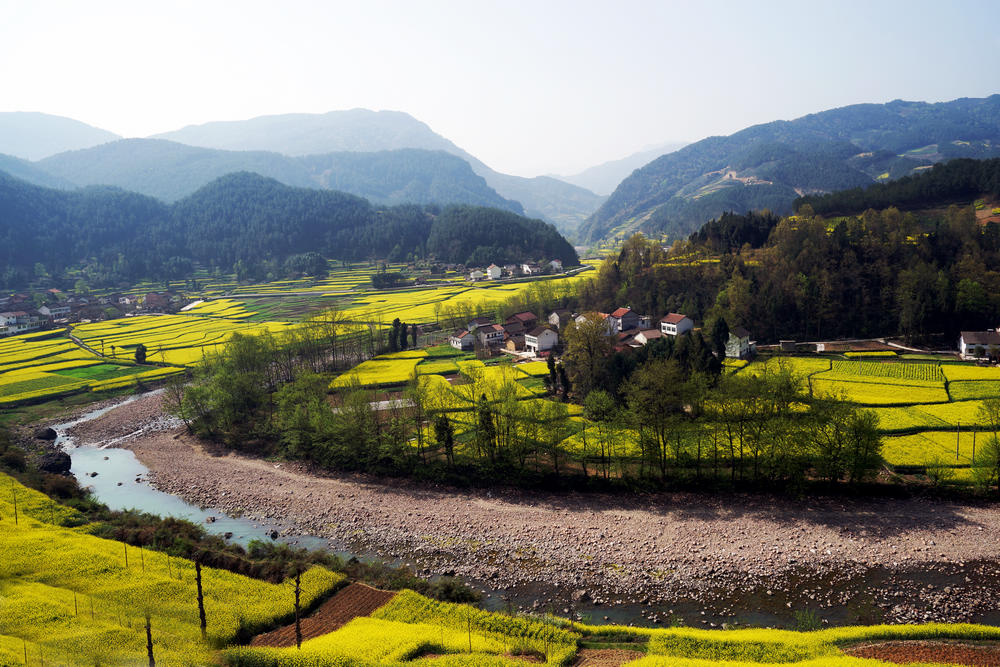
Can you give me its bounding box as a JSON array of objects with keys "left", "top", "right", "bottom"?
[
  {"left": 0, "top": 473, "right": 342, "bottom": 666},
  {"left": 741, "top": 355, "right": 1000, "bottom": 477},
  {"left": 0, "top": 331, "right": 186, "bottom": 406}
]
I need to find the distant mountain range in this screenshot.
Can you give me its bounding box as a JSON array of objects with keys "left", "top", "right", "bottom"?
[
  {"left": 0, "top": 109, "right": 604, "bottom": 235},
  {"left": 36, "top": 140, "right": 524, "bottom": 213},
  {"left": 580, "top": 95, "right": 1000, "bottom": 244},
  {"left": 154, "top": 110, "right": 605, "bottom": 233},
  {"left": 558, "top": 142, "right": 688, "bottom": 195},
  {"left": 0, "top": 112, "right": 120, "bottom": 161}
]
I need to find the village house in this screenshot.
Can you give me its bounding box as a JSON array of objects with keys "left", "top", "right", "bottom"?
[
  {"left": 486, "top": 264, "right": 502, "bottom": 280},
  {"left": 550, "top": 259, "right": 563, "bottom": 271},
  {"left": 449, "top": 329, "right": 475, "bottom": 351},
  {"left": 525, "top": 326, "right": 558, "bottom": 355},
  {"left": 38, "top": 304, "right": 71, "bottom": 319},
  {"left": 632, "top": 328, "right": 664, "bottom": 346},
  {"left": 466, "top": 316, "right": 494, "bottom": 331},
  {"left": 477, "top": 323, "right": 505, "bottom": 347},
  {"left": 142, "top": 292, "right": 170, "bottom": 311},
  {"left": 0, "top": 311, "right": 42, "bottom": 337},
  {"left": 520, "top": 263, "right": 539, "bottom": 275},
  {"left": 504, "top": 333, "right": 525, "bottom": 352},
  {"left": 959, "top": 330, "right": 1000, "bottom": 360},
  {"left": 660, "top": 313, "right": 694, "bottom": 336},
  {"left": 506, "top": 311, "right": 538, "bottom": 329},
  {"left": 548, "top": 308, "right": 575, "bottom": 330},
  {"left": 608, "top": 307, "right": 642, "bottom": 334},
  {"left": 469, "top": 269, "right": 485, "bottom": 281},
  {"left": 725, "top": 326, "right": 752, "bottom": 359}
]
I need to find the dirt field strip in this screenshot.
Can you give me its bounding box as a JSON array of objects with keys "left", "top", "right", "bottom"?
[
  {"left": 250, "top": 582, "right": 397, "bottom": 647},
  {"left": 572, "top": 649, "right": 646, "bottom": 666},
  {"left": 844, "top": 640, "right": 1000, "bottom": 665}
]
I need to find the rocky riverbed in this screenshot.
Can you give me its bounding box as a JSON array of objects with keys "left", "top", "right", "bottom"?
[{"left": 58, "top": 392, "right": 1000, "bottom": 627}]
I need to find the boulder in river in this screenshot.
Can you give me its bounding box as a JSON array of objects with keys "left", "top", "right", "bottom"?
[
  {"left": 37, "top": 450, "right": 72, "bottom": 475},
  {"left": 34, "top": 427, "right": 57, "bottom": 441}
]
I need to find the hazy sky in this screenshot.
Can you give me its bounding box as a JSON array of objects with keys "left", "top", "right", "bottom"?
[{"left": 2, "top": 0, "right": 999, "bottom": 176}]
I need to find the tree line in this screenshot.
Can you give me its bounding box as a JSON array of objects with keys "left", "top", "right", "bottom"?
[{"left": 582, "top": 203, "right": 1000, "bottom": 344}]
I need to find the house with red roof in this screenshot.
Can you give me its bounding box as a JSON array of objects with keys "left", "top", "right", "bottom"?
[{"left": 660, "top": 313, "right": 694, "bottom": 336}]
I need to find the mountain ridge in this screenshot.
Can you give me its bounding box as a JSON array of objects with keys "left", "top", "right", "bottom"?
[{"left": 580, "top": 95, "right": 1000, "bottom": 243}]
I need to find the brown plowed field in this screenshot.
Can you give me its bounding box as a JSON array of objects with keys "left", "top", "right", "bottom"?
[
  {"left": 572, "top": 649, "right": 646, "bottom": 666},
  {"left": 845, "top": 641, "right": 1000, "bottom": 665},
  {"left": 250, "top": 582, "right": 397, "bottom": 647}
]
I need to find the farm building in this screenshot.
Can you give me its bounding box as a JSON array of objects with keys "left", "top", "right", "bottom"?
[
  {"left": 38, "top": 304, "right": 70, "bottom": 318},
  {"left": 608, "top": 307, "right": 641, "bottom": 334},
  {"left": 0, "top": 311, "right": 42, "bottom": 336},
  {"left": 548, "top": 308, "right": 575, "bottom": 329},
  {"left": 449, "top": 329, "right": 474, "bottom": 351},
  {"left": 469, "top": 269, "right": 485, "bottom": 281},
  {"left": 477, "top": 323, "right": 505, "bottom": 347},
  {"left": 632, "top": 329, "right": 664, "bottom": 346},
  {"left": 506, "top": 311, "right": 538, "bottom": 329},
  {"left": 660, "top": 313, "right": 694, "bottom": 336},
  {"left": 550, "top": 259, "right": 563, "bottom": 271},
  {"left": 486, "top": 264, "right": 502, "bottom": 280},
  {"left": 467, "top": 316, "right": 494, "bottom": 331},
  {"left": 525, "top": 326, "right": 558, "bottom": 355},
  {"left": 726, "top": 327, "right": 752, "bottom": 358},
  {"left": 959, "top": 331, "right": 1000, "bottom": 360}
]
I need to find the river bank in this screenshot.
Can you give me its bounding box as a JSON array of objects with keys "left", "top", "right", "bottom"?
[{"left": 61, "top": 392, "right": 1000, "bottom": 627}]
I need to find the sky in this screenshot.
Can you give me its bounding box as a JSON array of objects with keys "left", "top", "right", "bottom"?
[{"left": 2, "top": 0, "right": 999, "bottom": 177}]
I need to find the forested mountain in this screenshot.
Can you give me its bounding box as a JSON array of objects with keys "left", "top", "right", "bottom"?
[
  {"left": 297, "top": 149, "right": 521, "bottom": 211},
  {"left": 0, "top": 153, "right": 75, "bottom": 189},
  {"left": 0, "top": 112, "right": 120, "bottom": 160},
  {"left": 559, "top": 142, "right": 688, "bottom": 195},
  {"left": 0, "top": 170, "right": 577, "bottom": 288},
  {"left": 37, "top": 139, "right": 522, "bottom": 212},
  {"left": 153, "top": 109, "right": 603, "bottom": 234},
  {"left": 580, "top": 95, "right": 1000, "bottom": 244}
]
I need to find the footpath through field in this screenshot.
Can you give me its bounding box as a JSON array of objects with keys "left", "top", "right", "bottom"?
[{"left": 250, "top": 582, "right": 397, "bottom": 648}]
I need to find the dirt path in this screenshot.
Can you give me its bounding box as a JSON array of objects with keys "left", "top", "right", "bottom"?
[
  {"left": 250, "top": 583, "right": 396, "bottom": 647},
  {"left": 63, "top": 392, "right": 1000, "bottom": 626}
]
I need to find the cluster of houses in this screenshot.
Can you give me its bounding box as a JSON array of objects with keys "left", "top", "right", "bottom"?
[
  {"left": 468, "top": 260, "right": 564, "bottom": 281},
  {"left": 593, "top": 307, "right": 753, "bottom": 358},
  {"left": 0, "top": 290, "right": 181, "bottom": 338},
  {"left": 449, "top": 310, "right": 561, "bottom": 356},
  {"left": 448, "top": 305, "right": 755, "bottom": 360}
]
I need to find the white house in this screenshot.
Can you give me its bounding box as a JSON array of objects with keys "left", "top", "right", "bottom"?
[
  {"left": 486, "top": 264, "right": 502, "bottom": 280},
  {"left": 632, "top": 329, "right": 664, "bottom": 346},
  {"left": 550, "top": 259, "right": 563, "bottom": 271},
  {"left": 477, "top": 323, "right": 505, "bottom": 347},
  {"left": 608, "top": 307, "right": 641, "bottom": 334},
  {"left": 449, "top": 329, "right": 474, "bottom": 351},
  {"left": 0, "top": 311, "right": 41, "bottom": 336},
  {"left": 959, "top": 330, "right": 1000, "bottom": 359},
  {"left": 520, "top": 263, "right": 537, "bottom": 275},
  {"left": 660, "top": 313, "right": 694, "bottom": 336},
  {"left": 38, "top": 304, "right": 70, "bottom": 318},
  {"left": 525, "top": 326, "right": 558, "bottom": 355},
  {"left": 548, "top": 308, "right": 575, "bottom": 329},
  {"left": 469, "top": 269, "right": 485, "bottom": 281},
  {"left": 725, "top": 327, "right": 752, "bottom": 359}
]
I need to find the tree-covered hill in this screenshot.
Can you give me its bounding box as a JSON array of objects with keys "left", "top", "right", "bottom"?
[
  {"left": 580, "top": 95, "right": 1000, "bottom": 244},
  {"left": 37, "top": 140, "right": 524, "bottom": 213},
  {"left": 0, "top": 170, "right": 578, "bottom": 288}
]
